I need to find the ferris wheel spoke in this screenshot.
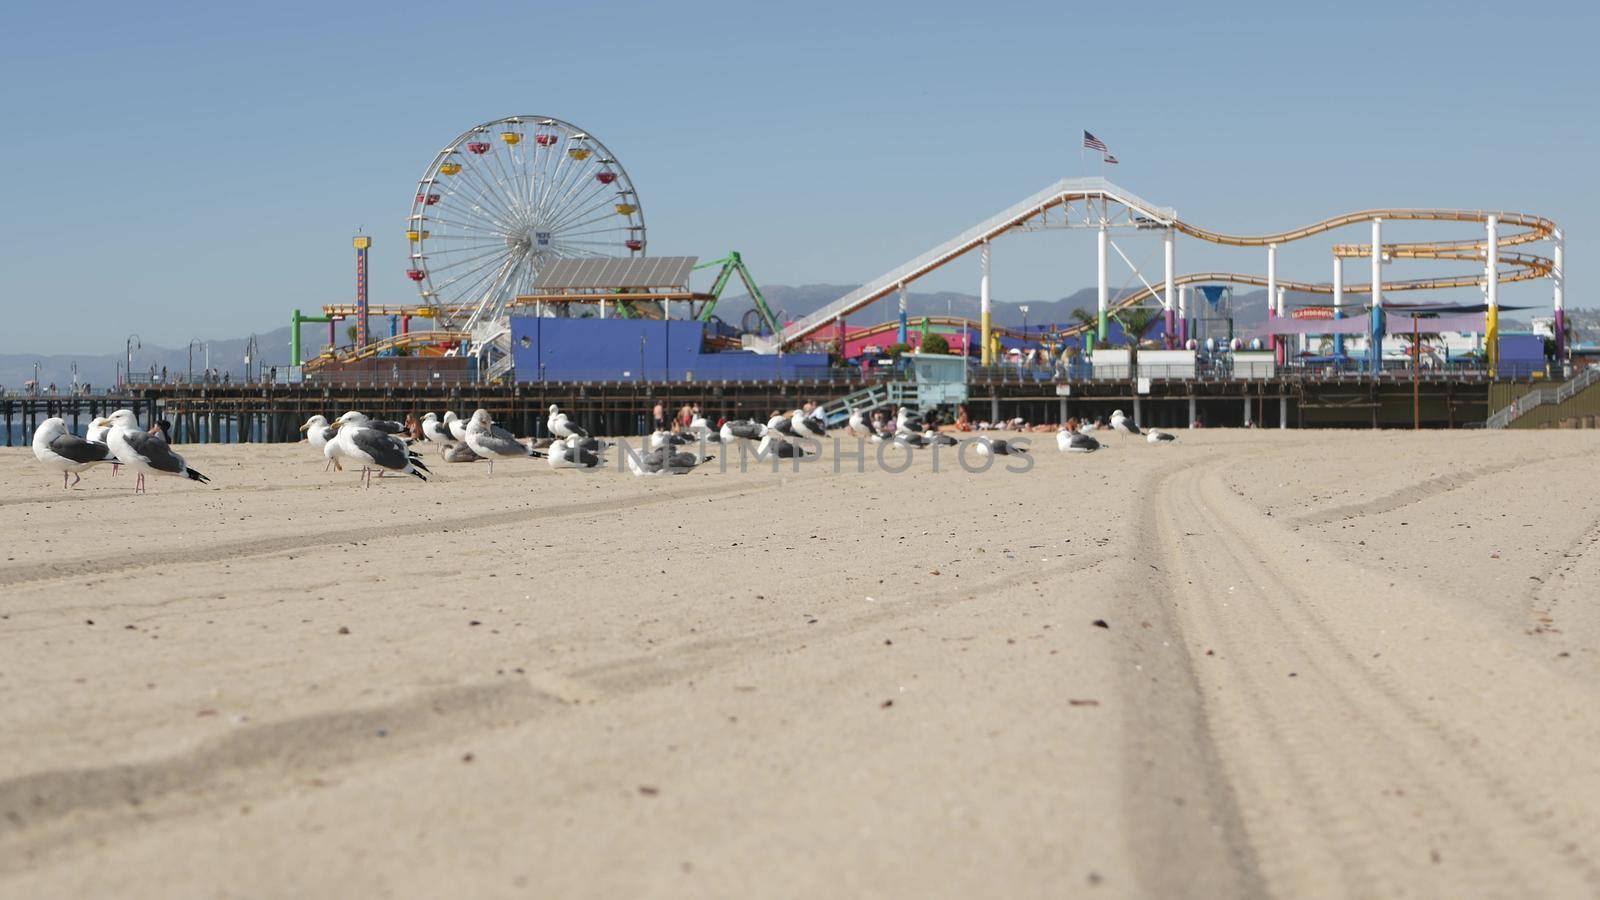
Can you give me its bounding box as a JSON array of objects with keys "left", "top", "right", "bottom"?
[
  {"left": 543, "top": 191, "right": 623, "bottom": 236},
  {"left": 435, "top": 253, "right": 516, "bottom": 310},
  {"left": 444, "top": 168, "right": 522, "bottom": 229},
  {"left": 423, "top": 241, "right": 510, "bottom": 259},
  {"left": 540, "top": 178, "right": 613, "bottom": 234},
  {"left": 424, "top": 245, "right": 511, "bottom": 276},
  {"left": 537, "top": 150, "right": 601, "bottom": 228},
  {"left": 533, "top": 137, "right": 582, "bottom": 226},
  {"left": 551, "top": 207, "right": 630, "bottom": 237},
  {"left": 477, "top": 149, "right": 527, "bottom": 225},
  {"left": 416, "top": 212, "right": 510, "bottom": 236}
]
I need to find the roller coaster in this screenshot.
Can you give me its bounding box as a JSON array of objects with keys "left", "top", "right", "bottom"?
[{"left": 770, "top": 177, "right": 1564, "bottom": 376}]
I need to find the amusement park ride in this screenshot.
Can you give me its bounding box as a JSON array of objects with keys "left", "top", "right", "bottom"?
[{"left": 295, "top": 115, "right": 1565, "bottom": 384}]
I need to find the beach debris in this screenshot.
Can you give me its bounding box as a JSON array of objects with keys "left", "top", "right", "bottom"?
[
  {"left": 1092, "top": 619, "right": 1109, "bottom": 629},
  {"left": 880, "top": 699, "right": 894, "bottom": 708},
  {"left": 1068, "top": 699, "right": 1099, "bottom": 707},
  {"left": 338, "top": 626, "right": 350, "bottom": 635},
  {"left": 638, "top": 785, "right": 660, "bottom": 796}
]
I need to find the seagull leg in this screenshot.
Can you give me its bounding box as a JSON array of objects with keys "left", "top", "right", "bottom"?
[
  {"left": 62, "top": 471, "right": 69, "bottom": 489},
  {"left": 324, "top": 458, "right": 334, "bottom": 472},
  {"left": 72, "top": 472, "right": 81, "bottom": 487},
  {"left": 135, "top": 473, "right": 145, "bottom": 494}
]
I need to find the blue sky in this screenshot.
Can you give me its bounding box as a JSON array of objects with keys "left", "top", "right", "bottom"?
[{"left": 2, "top": 0, "right": 1594, "bottom": 353}]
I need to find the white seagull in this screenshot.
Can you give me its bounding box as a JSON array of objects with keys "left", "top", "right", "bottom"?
[
  {"left": 1147, "top": 428, "right": 1178, "bottom": 444},
  {"left": 421, "top": 412, "right": 454, "bottom": 444},
  {"left": 1058, "top": 428, "right": 1101, "bottom": 453},
  {"left": 720, "top": 419, "right": 767, "bottom": 443},
  {"left": 444, "top": 410, "right": 468, "bottom": 442},
  {"left": 538, "top": 434, "right": 605, "bottom": 469},
  {"left": 1110, "top": 409, "right": 1142, "bottom": 437},
  {"left": 330, "top": 411, "right": 429, "bottom": 486},
  {"left": 627, "top": 446, "right": 715, "bottom": 476},
  {"left": 299, "top": 415, "right": 341, "bottom": 471},
  {"left": 546, "top": 404, "right": 588, "bottom": 439},
  {"left": 791, "top": 410, "right": 827, "bottom": 440},
  {"left": 464, "top": 409, "right": 534, "bottom": 474},
  {"left": 103, "top": 409, "right": 210, "bottom": 494},
  {"left": 972, "top": 437, "right": 1028, "bottom": 456},
  {"left": 32, "top": 417, "right": 114, "bottom": 488},
  {"left": 846, "top": 408, "right": 871, "bottom": 438}
]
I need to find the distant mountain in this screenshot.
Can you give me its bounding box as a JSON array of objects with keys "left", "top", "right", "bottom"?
[{"left": 0, "top": 327, "right": 295, "bottom": 391}]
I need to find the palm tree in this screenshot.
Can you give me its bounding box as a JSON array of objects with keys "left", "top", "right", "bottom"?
[
  {"left": 1112, "top": 306, "right": 1163, "bottom": 379},
  {"left": 1069, "top": 308, "right": 1097, "bottom": 349}
]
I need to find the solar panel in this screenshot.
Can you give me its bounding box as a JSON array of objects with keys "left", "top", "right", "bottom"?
[{"left": 534, "top": 256, "right": 697, "bottom": 290}]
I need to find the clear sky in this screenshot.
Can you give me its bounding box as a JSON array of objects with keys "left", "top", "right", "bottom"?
[{"left": 2, "top": 0, "right": 1594, "bottom": 353}]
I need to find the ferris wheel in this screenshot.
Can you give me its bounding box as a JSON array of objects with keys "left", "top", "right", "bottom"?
[{"left": 406, "top": 115, "right": 645, "bottom": 336}]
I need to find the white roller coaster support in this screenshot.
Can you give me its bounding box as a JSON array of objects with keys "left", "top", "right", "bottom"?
[
  {"left": 980, "top": 241, "right": 992, "bottom": 366},
  {"left": 1371, "top": 218, "right": 1384, "bottom": 376},
  {"left": 1097, "top": 224, "right": 1109, "bottom": 337},
  {"left": 1486, "top": 214, "right": 1498, "bottom": 374},
  {"left": 1333, "top": 257, "right": 1344, "bottom": 355},
  {"left": 1178, "top": 285, "right": 1189, "bottom": 344},
  {"left": 1163, "top": 228, "right": 1175, "bottom": 347},
  {"left": 1267, "top": 243, "right": 1279, "bottom": 362},
  {"left": 1554, "top": 230, "right": 1565, "bottom": 366}
]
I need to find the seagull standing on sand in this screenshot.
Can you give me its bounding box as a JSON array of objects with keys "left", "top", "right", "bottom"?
[
  {"left": 441, "top": 442, "right": 482, "bottom": 463},
  {"left": 973, "top": 437, "right": 1028, "bottom": 456},
  {"left": 421, "top": 412, "right": 454, "bottom": 444},
  {"left": 103, "top": 409, "right": 210, "bottom": 494},
  {"left": 84, "top": 416, "right": 121, "bottom": 475},
  {"left": 1058, "top": 427, "right": 1101, "bottom": 453},
  {"left": 539, "top": 435, "right": 605, "bottom": 469},
  {"left": 720, "top": 419, "right": 766, "bottom": 443},
  {"left": 464, "top": 409, "right": 533, "bottom": 474},
  {"left": 444, "top": 410, "right": 468, "bottom": 442},
  {"left": 792, "top": 410, "right": 827, "bottom": 440},
  {"left": 766, "top": 413, "right": 796, "bottom": 437},
  {"left": 627, "top": 446, "right": 714, "bottom": 476},
  {"left": 32, "top": 417, "right": 113, "bottom": 488},
  {"left": 847, "top": 408, "right": 870, "bottom": 438},
  {"left": 546, "top": 404, "right": 588, "bottom": 439},
  {"left": 299, "top": 415, "right": 341, "bottom": 471},
  {"left": 330, "top": 412, "right": 428, "bottom": 486},
  {"left": 1110, "top": 410, "right": 1141, "bottom": 437}
]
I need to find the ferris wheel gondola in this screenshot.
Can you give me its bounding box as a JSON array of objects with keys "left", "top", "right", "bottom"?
[{"left": 406, "top": 116, "right": 645, "bottom": 341}]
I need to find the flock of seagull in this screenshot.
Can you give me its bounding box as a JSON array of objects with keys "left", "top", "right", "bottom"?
[{"left": 30, "top": 402, "right": 1177, "bottom": 492}]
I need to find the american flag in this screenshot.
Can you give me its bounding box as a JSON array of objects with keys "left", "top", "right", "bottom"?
[
  {"left": 1082, "top": 131, "right": 1108, "bottom": 152},
  {"left": 1103, "top": 153, "right": 1119, "bottom": 165}
]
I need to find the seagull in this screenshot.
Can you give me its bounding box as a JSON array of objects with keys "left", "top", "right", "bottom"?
[
  {"left": 792, "top": 410, "right": 827, "bottom": 440},
  {"left": 420, "top": 412, "right": 454, "bottom": 444},
  {"left": 688, "top": 413, "right": 712, "bottom": 439},
  {"left": 299, "top": 415, "right": 341, "bottom": 471},
  {"left": 926, "top": 432, "right": 959, "bottom": 447},
  {"left": 847, "top": 408, "right": 871, "bottom": 438},
  {"left": 84, "top": 416, "right": 122, "bottom": 476},
  {"left": 546, "top": 404, "right": 587, "bottom": 439},
  {"left": 330, "top": 411, "right": 428, "bottom": 486},
  {"left": 649, "top": 430, "right": 693, "bottom": 449},
  {"left": 441, "top": 442, "right": 482, "bottom": 463},
  {"left": 363, "top": 417, "right": 408, "bottom": 436},
  {"left": 973, "top": 437, "right": 1027, "bottom": 456},
  {"left": 1058, "top": 428, "right": 1101, "bottom": 453},
  {"left": 464, "top": 408, "right": 533, "bottom": 474},
  {"left": 627, "top": 446, "right": 714, "bottom": 475},
  {"left": 895, "top": 406, "right": 923, "bottom": 434},
  {"left": 720, "top": 419, "right": 766, "bottom": 443},
  {"left": 32, "top": 417, "right": 113, "bottom": 488},
  {"left": 103, "top": 409, "right": 210, "bottom": 494},
  {"left": 1111, "top": 410, "right": 1141, "bottom": 436},
  {"left": 1147, "top": 429, "right": 1178, "bottom": 444},
  {"left": 757, "top": 433, "right": 813, "bottom": 459},
  {"left": 766, "top": 413, "right": 796, "bottom": 437},
  {"left": 444, "top": 410, "right": 468, "bottom": 442},
  {"left": 537, "top": 434, "right": 605, "bottom": 469}
]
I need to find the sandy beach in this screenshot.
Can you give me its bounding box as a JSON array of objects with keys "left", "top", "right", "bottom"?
[{"left": 2, "top": 429, "right": 1598, "bottom": 898}]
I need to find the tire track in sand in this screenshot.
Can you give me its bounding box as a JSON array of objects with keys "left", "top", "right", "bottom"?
[{"left": 1155, "top": 456, "right": 1600, "bottom": 897}]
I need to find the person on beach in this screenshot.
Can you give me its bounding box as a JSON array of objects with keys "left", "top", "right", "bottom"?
[{"left": 652, "top": 400, "right": 665, "bottom": 433}]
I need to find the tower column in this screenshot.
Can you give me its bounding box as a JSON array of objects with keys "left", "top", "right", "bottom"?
[
  {"left": 1553, "top": 230, "right": 1565, "bottom": 366},
  {"left": 1370, "top": 218, "right": 1385, "bottom": 377},
  {"left": 1096, "top": 224, "right": 1109, "bottom": 339},
  {"left": 1178, "top": 285, "right": 1189, "bottom": 346},
  {"left": 1485, "top": 215, "right": 1499, "bottom": 377},
  {"left": 980, "top": 241, "right": 993, "bottom": 365},
  {"left": 897, "top": 283, "right": 908, "bottom": 346},
  {"left": 1163, "top": 228, "right": 1175, "bottom": 348},
  {"left": 1332, "top": 257, "right": 1345, "bottom": 360},
  {"left": 1267, "top": 243, "right": 1280, "bottom": 364}
]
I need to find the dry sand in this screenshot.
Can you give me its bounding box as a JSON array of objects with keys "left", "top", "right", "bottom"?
[{"left": 1, "top": 429, "right": 1597, "bottom": 898}]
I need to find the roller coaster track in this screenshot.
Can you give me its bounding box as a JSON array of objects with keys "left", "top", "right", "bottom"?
[
  {"left": 302, "top": 330, "right": 470, "bottom": 372},
  {"left": 776, "top": 177, "right": 1557, "bottom": 346}
]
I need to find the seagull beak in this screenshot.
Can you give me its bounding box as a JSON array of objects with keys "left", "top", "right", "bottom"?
[{"left": 298, "top": 423, "right": 310, "bottom": 432}]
